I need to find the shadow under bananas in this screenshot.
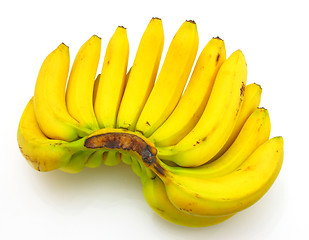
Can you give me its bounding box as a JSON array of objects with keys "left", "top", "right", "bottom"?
[{"left": 27, "top": 163, "right": 145, "bottom": 215}]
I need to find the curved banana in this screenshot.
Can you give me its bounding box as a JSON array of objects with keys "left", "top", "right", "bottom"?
[
  {"left": 93, "top": 27, "right": 129, "bottom": 167},
  {"left": 146, "top": 137, "right": 283, "bottom": 216},
  {"left": 66, "top": 35, "right": 101, "bottom": 131},
  {"left": 212, "top": 83, "right": 262, "bottom": 160},
  {"left": 141, "top": 167, "right": 233, "bottom": 227},
  {"left": 17, "top": 98, "right": 85, "bottom": 171},
  {"left": 135, "top": 20, "right": 199, "bottom": 137},
  {"left": 116, "top": 18, "right": 164, "bottom": 131},
  {"left": 154, "top": 107, "right": 271, "bottom": 179},
  {"left": 94, "top": 26, "right": 129, "bottom": 129},
  {"left": 149, "top": 37, "right": 226, "bottom": 146},
  {"left": 157, "top": 50, "right": 247, "bottom": 167},
  {"left": 33, "top": 43, "right": 90, "bottom": 141}
]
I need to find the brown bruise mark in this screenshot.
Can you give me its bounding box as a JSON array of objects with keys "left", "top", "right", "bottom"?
[
  {"left": 221, "top": 198, "right": 231, "bottom": 201},
  {"left": 146, "top": 121, "right": 150, "bottom": 126},
  {"left": 240, "top": 81, "right": 246, "bottom": 98},
  {"left": 193, "top": 141, "right": 200, "bottom": 147},
  {"left": 234, "top": 81, "right": 246, "bottom": 120},
  {"left": 216, "top": 53, "right": 220, "bottom": 63},
  {"left": 179, "top": 207, "right": 193, "bottom": 213},
  {"left": 84, "top": 132, "right": 157, "bottom": 165},
  {"left": 152, "top": 160, "right": 165, "bottom": 176},
  {"left": 156, "top": 208, "right": 165, "bottom": 213}
]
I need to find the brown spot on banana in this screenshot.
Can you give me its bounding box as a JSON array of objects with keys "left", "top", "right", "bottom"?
[
  {"left": 240, "top": 81, "right": 246, "bottom": 98},
  {"left": 84, "top": 129, "right": 159, "bottom": 166}
]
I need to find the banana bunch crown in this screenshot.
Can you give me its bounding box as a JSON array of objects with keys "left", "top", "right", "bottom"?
[{"left": 17, "top": 18, "right": 283, "bottom": 227}]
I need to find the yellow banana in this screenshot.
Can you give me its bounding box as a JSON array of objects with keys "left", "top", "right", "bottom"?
[
  {"left": 33, "top": 43, "right": 90, "bottom": 141},
  {"left": 117, "top": 18, "right": 164, "bottom": 131},
  {"left": 155, "top": 107, "right": 271, "bottom": 179},
  {"left": 94, "top": 26, "right": 129, "bottom": 129},
  {"left": 17, "top": 98, "right": 85, "bottom": 171},
  {"left": 157, "top": 50, "right": 247, "bottom": 167},
  {"left": 135, "top": 20, "right": 199, "bottom": 137},
  {"left": 212, "top": 83, "right": 262, "bottom": 160},
  {"left": 149, "top": 37, "right": 225, "bottom": 146},
  {"left": 66, "top": 35, "right": 101, "bottom": 131},
  {"left": 141, "top": 167, "right": 233, "bottom": 227},
  {"left": 93, "top": 27, "right": 129, "bottom": 167},
  {"left": 146, "top": 137, "right": 283, "bottom": 216}
]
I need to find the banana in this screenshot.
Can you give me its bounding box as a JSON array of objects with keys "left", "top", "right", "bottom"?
[
  {"left": 157, "top": 50, "right": 247, "bottom": 167},
  {"left": 93, "top": 27, "right": 129, "bottom": 167},
  {"left": 66, "top": 35, "right": 101, "bottom": 131},
  {"left": 154, "top": 107, "right": 271, "bottom": 179},
  {"left": 149, "top": 37, "right": 226, "bottom": 146},
  {"left": 33, "top": 43, "right": 90, "bottom": 141},
  {"left": 146, "top": 137, "right": 283, "bottom": 216},
  {"left": 116, "top": 18, "right": 164, "bottom": 131},
  {"left": 135, "top": 20, "right": 199, "bottom": 137},
  {"left": 211, "top": 83, "right": 262, "bottom": 160},
  {"left": 94, "top": 26, "right": 129, "bottom": 129},
  {"left": 141, "top": 167, "right": 234, "bottom": 227},
  {"left": 17, "top": 98, "right": 85, "bottom": 171}
]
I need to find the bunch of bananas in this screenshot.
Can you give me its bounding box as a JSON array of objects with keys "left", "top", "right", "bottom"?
[{"left": 17, "top": 18, "right": 283, "bottom": 227}]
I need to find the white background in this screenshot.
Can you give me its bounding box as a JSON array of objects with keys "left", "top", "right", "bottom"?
[{"left": 0, "top": 0, "right": 308, "bottom": 239}]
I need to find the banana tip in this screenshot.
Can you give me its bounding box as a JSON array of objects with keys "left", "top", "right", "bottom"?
[
  {"left": 213, "top": 36, "right": 223, "bottom": 41},
  {"left": 186, "top": 19, "right": 196, "bottom": 24},
  {"left": 93, "top": 34, "right": 102, "bottom": 40},
  {"left": 58, "top": 42, "right": 69, "bottom": 51}
]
